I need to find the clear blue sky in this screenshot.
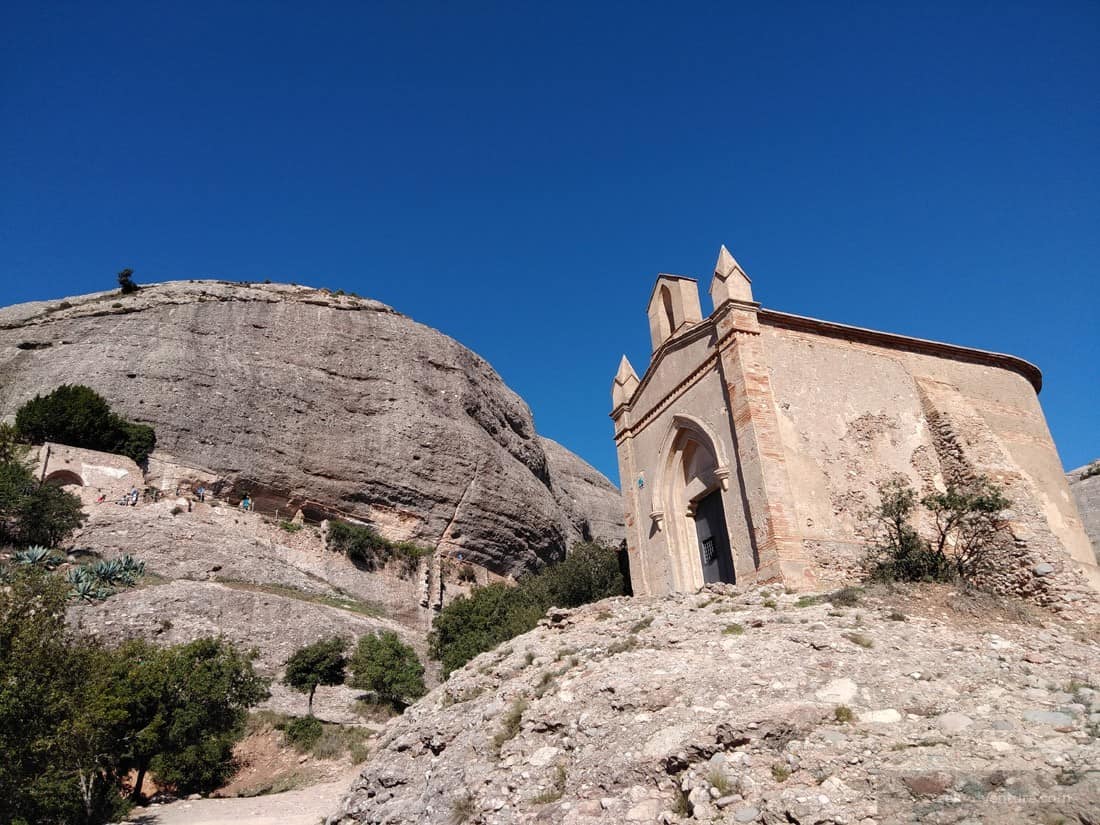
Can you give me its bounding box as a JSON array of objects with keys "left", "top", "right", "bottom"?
[{"left": 2, "top": 2, "right": 1097, "bottom": 482}]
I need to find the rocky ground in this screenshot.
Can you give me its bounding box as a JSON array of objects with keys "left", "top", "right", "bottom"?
[
  {"left": 331, "top": 582, "right": 1099, "bottom": 825},
  {"left": 127, "top": 767, "right": 362, "bottom": 825},
  {"left": 67, "top": 496, "right": 443, "bottom": 721}
]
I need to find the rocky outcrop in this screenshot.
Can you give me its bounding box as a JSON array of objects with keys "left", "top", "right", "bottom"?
[
  {"left": 0, "top": 281, "right": 623, "bottom": 575},
  {"left": 1068, "top": 462, "right": 1100, "bottom": 566},
  {"left": 540, "top": 437, "right": 624, "bottom": 547},
  {"left": 331, "top": 583, "right": 1100, "bottom": 825}
]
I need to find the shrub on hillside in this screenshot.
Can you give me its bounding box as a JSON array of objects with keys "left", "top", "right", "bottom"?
[
  {"left": 15, "top": 384, "right": 156, "bottom": 464},
  {"left": 283, "top": 715, "right": 324, "bottom": 751},
  {"left": 429, "top": 541, "right": 624, "bottom": 676},
  {"left": 348, "top": 631, "right": 426, "bottom": 710},
  {"left": 326, "top": 520, "right": 430, "bottom": 578},
  {"left": 864, "top": 475, "right": 1010, "bottom": 586},
  {"left": 0, "top": 452, "right": 85, "bottom": 548},
  {"left": 117, "top": 268, "right": 139, "bottom": 294}
]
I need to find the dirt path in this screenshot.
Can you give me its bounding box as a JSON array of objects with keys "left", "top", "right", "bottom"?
[{"left": 125, "top": 769, "right": 359, "bottom": 825}]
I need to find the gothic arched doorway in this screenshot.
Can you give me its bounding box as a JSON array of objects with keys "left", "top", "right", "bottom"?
[{"left": 658, "top": 418, "right": 736, "bottom": 590}]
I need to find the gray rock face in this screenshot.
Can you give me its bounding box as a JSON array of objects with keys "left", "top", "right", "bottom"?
[
  {"left": 1068, "top": 462, "right": 1100, "bottom": 565},
  {"left": 539, "top": 436, "right": 624, "bottom": 546},
  {"left": 0, "top": 281, "right": 623, "bottom": 575},
  {"left": 330, "top": 583, "right": 1100, "bottom": 825}
]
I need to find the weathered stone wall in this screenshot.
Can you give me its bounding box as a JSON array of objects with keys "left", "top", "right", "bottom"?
[
  {"left": 762, "top": 321, "right": 1099, "bottom": 608},
  {"left": 33, "top": 442, "right": 143, "bottom": 505}
]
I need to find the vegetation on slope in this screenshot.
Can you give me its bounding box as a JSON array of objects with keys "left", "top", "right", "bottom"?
[
  {"left": 0, "top": 567, "right": 269, "bottom": 825},
  {"left": 15, "top": 384, "right": 156, "bottom": 465},
  {"left": 428, "top": 540, "right": 624, "bottom": 677}
]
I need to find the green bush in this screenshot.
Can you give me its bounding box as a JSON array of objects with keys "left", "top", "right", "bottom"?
[
  {"left": 0, "top": 570, "right": 268, "bottom": 822},
  {"left": 429, "top": 541, "right": 624, "bottom": 677},
  {"left": 283, "top": 716, "right": 323, "bottom": 751},
  {"left": 15, "top": 384, "right": 157, "bottom": 464},
  {"left": 0, "top": 453, "right": 85, "bottom": 548},
  {"left": 326, "top": 520, "right": 430, "bottom": 577},
  {"left": 348, "top": 631, "right": 426, "bottom": 710},
  {"left": 863, "top": 475, "right": 1010, "bottom": 586}
]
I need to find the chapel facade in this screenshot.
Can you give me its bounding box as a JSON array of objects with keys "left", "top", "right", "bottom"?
[{"left": 611, "top": 246, "right": 1099, "bottom": 603}]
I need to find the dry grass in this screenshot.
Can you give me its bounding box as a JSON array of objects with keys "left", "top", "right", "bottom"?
[{"left": 492, "top": 698, "right": 528, "bottom": 755}]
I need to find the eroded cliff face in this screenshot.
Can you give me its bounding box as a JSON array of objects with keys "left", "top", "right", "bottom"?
[
  {"left": 0, "top": 281, "right": 623, "bottom": 574},
  {"left": 1068, "top": 462, "right": 1100, "bottom": 566}
]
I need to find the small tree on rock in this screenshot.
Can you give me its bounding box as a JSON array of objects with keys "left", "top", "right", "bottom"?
[
  {"left": 283, "top": 637, "right": 348, "bottom": 716},
  {"left": 348, "top": 631, "right": 425, "bottom": 711},
  {"left": 117, "top": 268, "right": 138, "bottom": 294},
  {"left": 864, "top": 474, "right": 1010, "bottom": 587}
]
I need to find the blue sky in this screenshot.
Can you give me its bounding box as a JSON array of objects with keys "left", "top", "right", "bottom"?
[{"left": 2, "top": 2, "right": 1097, "bottom": 482}]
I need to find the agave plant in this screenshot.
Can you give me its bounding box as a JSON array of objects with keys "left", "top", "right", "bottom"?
[
  {"left": 69, "top": 575, "right": 100, "bottom": 602},
  {"left": 115, "top": 554, "right": 145, "bottom": 584},
  {"left": 89, "top": 558, "right": 124, "bottom": 586},
  {"left": 12, "top": 546, "right": 64, "bottom": 569}
]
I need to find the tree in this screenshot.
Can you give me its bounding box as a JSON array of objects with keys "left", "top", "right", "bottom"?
[
  {"left": 863, "top": 475, "right": 1010, "bottom": 586},
  {"left": 348, "top": 632, "right": 426, "bottom": 710},
  {"left": 0, "top": 453, "right": 85, "bottom": 548},
  {"left": 123, "top": 638, "right": 270, "bottom": 798},
  {"left": 0, "top": 567, "right": 129, "bottom": 825},
  {"left": 0, "top": 422, "right": 24, "bottom": 464},
  {"left": 283, "top": 637, "right": 348, "bottom": 716},
  {"left": 117, "top": 268, "right": 138, "bottom": 294},
  {"left": 15, "top": 384, "right": 156, "bottom": 465},
  {"left": 16, "top": 384, "right": 115, "bottom": 449},
  {"left": 923, "top": 477, "right": 1011, "bottom": 583}
]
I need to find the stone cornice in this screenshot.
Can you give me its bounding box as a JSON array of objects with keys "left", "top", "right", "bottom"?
[
  {"left": 612, "top": 302, "right": 1044, "bottom": 440},
  {"left": 758, "top": 309, "right": 1043, "bottom": 393}
]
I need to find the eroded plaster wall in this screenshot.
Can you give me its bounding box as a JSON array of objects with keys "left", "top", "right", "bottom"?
[{"left": 761, "top": 321, "right": 1099, "bottom": 604}]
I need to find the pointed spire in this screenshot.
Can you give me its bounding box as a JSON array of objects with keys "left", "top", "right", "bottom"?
[
  {"left": 615, "top": 355, "right": 638, "bottom": 384},
  {"left": 709, "top": 243, "right": 754, "bottom": 306},
  {"left": 612, "top": 355, "right": 640, "bottom": 409},
  {"left": 714, "top": 245, "right": 741, "bottom": 280}
]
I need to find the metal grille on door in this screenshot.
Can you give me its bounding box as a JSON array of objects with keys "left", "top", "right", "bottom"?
[{"left": 701, "top": 536, "right": 716, "bottom": 565}]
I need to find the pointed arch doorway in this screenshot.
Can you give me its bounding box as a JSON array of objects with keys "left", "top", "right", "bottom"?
[{"left": 658, "top": 417, "right": 737, "bottom": 590}]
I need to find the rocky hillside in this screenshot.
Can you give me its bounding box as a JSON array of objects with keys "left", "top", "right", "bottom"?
[
  {"left": 65, "top": 496, "right": 437, "bottom": 723},
  {"left": 0, "top": 281, "right": 624, "bottom": 574},
  {"left": 331, "top": 583, "right": 1099, "bottom": 825},
  {"left": 1068, "top": 462, "right": 1100, "bottom": 566}
]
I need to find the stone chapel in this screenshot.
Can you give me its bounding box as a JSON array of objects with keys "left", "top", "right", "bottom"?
[{"left": 611, "top": 246, "right": 1099, "bottom": 604}]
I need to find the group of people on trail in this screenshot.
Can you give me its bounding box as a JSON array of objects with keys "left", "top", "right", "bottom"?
[{"left": 93, "top": 480, "right": 255, "bottom": 512}]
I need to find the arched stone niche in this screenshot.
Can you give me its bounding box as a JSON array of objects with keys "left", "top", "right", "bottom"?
[{"left": 44, "top": 469, "right": 84, "bottom": 488}]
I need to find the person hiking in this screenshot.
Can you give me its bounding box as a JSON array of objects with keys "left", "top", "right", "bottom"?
[
  {"left": 196, "top": 484, "right": 206, "bottom": 503},
  {"left": 240, "top": 494, "right": 252, "bottom": 511}
]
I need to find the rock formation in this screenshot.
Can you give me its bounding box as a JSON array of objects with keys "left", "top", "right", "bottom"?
[
  {"left": 540, "top": 437, "right": 624, "bottom": 547},
  {"left": 1068, "top": 461, "right": 1100, "bottom": 565},
  {"left": 331, "top": 583, "right": 1100, "bottom": 825},
  {"left": 0, "top": 281, "right": 623, "bottom": 575}
]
